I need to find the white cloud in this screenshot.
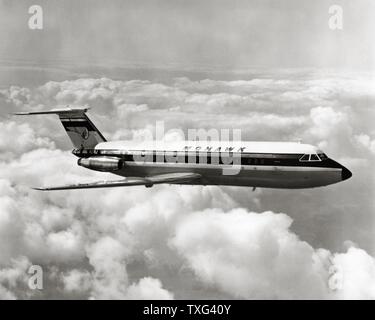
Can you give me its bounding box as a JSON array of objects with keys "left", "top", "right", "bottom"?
[
  {"left": 46, "top": 229, "right": 85, "bottom": 263},
  {"left": 332, "top": 248, "right": 375, "bottom": 299},
  {"left": 0, "top": 121, "right": 55, "bottom": 160},
  {"left": 0, "top": 257, "right": 31, "bottom": 299},
  {"left": 86, "top": 237, "right": 174, "bottom": 299},
  {"left": 126, "top": 277, "right": 174, "bottom": 300},
  {"left": 355, "top": 134, "right": 375, "bottom": 155},
  {"left": 171, "top": 209, "right": 375, "bottom": 299},
  {"left": 171, "top": 209, "right": 327, "bottom": 299},
  {"left": 61, "top": 269, "right": 92, "bottom": 293},
  {"left": 86, "top": 236, "right": 129, "bottom": 299}
]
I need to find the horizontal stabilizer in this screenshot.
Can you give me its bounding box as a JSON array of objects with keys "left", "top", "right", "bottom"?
[
  {"left": 13, "top": 108, "right": 90, "bottom": 116},
  {"left": 33, "top": 172, "right": 201, "bottom": 191},
  {"left": 13, "top": 107, "right": 89, "bottom": 116}
]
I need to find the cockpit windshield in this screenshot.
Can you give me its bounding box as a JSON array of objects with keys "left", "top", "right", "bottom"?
[
  {"left": 299, "top": 154, "right": 310, "bottom": 161},
  {"left": 299, "top": 153, "right": 327, "bottom": 162}
]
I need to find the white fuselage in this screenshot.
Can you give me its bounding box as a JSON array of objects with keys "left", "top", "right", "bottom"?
[{"left": 72, "top": 140, "right": 352, "bottom": 189}]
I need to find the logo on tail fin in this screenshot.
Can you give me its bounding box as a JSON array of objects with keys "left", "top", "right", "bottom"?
[
  {"left": 81, "top": 127, "right": 89, "bottom": 140},
  {"left": 13, "top": 107, "right": 106, "bottom": 149}
]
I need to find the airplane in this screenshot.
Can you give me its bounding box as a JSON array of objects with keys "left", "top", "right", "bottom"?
[{"left": 14, "top": 107, "right": 352, "bottom": 190}]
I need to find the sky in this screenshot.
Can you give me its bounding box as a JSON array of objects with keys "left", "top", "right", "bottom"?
[
  {"left": 0, "top": 0, "right": 374, "bottom": 299},
  {"left": 0, "top": 0, "right": 374, "bottom": 70}
]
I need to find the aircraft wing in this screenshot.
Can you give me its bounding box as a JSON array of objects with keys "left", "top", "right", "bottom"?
[{"left": 33, "top": 172, "right": 201, "bottom": 191}]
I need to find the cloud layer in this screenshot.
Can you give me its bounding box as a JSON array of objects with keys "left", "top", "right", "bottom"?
[{"left": 0, "top": 69, "right": 374, "bottom": 299}]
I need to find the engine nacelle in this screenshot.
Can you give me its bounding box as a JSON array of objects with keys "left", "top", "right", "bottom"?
[{"left": 77, "top": 157, "right": 123, "bottom": 172}]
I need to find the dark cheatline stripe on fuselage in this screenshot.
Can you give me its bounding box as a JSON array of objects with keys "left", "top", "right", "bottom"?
[
  {"left": 61, "top": 120, "right": 94, "bottom": 130},
  {"left": 72, "top": 149, "right": 342, "bottom": 169}
]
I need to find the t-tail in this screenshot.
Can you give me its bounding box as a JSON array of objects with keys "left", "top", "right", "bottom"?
[{"left": 14, "top": 107, "right": 106, "bottom": 149}]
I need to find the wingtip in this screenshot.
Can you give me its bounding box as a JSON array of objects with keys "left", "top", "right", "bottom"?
[{"left": 32, "top": 187, "right": 48, "bottom": 191}]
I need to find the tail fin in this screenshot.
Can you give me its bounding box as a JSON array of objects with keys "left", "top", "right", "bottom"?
[{"left": 14, "top": 107, "right": 106, "bottom": 149}]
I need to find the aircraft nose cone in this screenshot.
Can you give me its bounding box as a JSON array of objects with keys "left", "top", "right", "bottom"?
[{"left": 341, "top": 166, "right": 352, "bottom": 181}]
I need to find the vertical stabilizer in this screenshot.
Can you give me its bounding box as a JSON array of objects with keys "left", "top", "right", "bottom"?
[{"left": 14, "top": 107, "right": 106, "bottom": 149}]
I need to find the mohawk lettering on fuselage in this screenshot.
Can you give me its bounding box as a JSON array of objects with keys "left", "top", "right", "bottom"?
[{"left": 184, "top": 146, "right": 246, "bottom": 152}]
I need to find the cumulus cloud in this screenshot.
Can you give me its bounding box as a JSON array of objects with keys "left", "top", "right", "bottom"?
[
  {"left": 87, "top": 236, "right": 130, "bottom": 299},
  {"left": 0, "top": 121, "right": 55, "bottom": 160},
  {"left": 0, "top": 257, "right": 30, "bottom": 299},
  {"left": 61, "top": 269, "right": 92, "bottom": 294},
  {"left": 355, "top": 134, "right": 375, "bottom": 155},
  {"left": 0, "top": 70, "right": 374, "bottom": 299},
  {"left": 126, "top": 278, "right": 174, "bottom": 300},
  {"left": 332, "top": 248, "right": 375, "bottom": 299},
  {"left": 171, "top": 209, "right": 375, "bottom": 299}
]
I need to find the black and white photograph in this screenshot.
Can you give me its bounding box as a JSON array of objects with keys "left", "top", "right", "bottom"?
[{"left": 0, "top": 0, "right": 374, "bottom": 305}]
